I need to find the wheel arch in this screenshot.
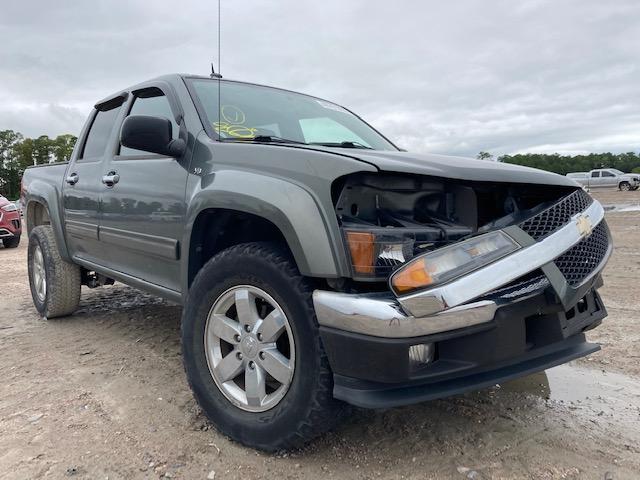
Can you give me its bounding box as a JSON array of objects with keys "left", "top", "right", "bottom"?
[
  {"left": 24, "top": 181, "right": 71, "bottom": 261},
  {"left": 182, "top": 171, "right": 346, "bottom": 294}
]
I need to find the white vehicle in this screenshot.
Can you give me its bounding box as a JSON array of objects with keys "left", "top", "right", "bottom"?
[{"left": 566, "top": 169, "right": 640, "bottom": 191}]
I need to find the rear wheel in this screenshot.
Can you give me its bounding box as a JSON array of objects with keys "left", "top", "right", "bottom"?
[
  {"left": 2, "top": 235, "right": 20, "bottom": 248},
  {"left": 182, "top": 242, "right": 346, "bottom": 451},
  {"left": 28, "top": 225, "right": 81, "bottom": 318},
  {"left": 619, "top": 181, "right": 631, "bottom": 191}
]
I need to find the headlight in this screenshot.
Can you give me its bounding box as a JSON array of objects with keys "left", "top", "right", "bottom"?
[
  {"left": 390, "top": 231, "right": 520, "bottom": 295},
  {"left": 344, "top": 229, "right": 415, "bottom": 278},
  {"left": 1, "top": 203, "right": 17, "bottom": 212}
]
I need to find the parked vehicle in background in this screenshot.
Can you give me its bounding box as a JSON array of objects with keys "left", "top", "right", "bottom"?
[
  {"left": 10, "top": 199, "right": 24, "bottom": 217},
  {"left": 566, "top": 172, "right": 588, "bottom": 182},
  {"left": 21, "top": 74, "right": 612, "bottom": 451},
  {"left": 567, "top": 169, "right": 640, "bottom": 191},
  {"left": 0, "top": 195, "right": 22, "bottom": 248}
]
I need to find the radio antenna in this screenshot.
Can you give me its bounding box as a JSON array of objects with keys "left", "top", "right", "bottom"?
[{"left": 215, "top": 0, "right": 222, "bottom": 141}]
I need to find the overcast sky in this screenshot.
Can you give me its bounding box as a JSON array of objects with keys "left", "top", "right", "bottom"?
[{"left": 1, "top": 0, "right": 639, "bottom": 157}]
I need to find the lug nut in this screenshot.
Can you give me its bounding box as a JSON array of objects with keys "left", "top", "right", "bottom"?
[
  {"left": 259, "top": 351, "right": 265, "bottom": 360},
  {"left": 248, "top": 361, "right": 255, "bottom": 369},
  {"left": 234, "top": 334, "right": 241, "bottom": 342},
  {"left": 236, "top": 352, "right": 243, "bottom": 360},
  {"left": 244, "top": 324, "right": 251, "bottom": 332},
  {"left": 257, "top": 333, "right": 263, "bottom": 341}
]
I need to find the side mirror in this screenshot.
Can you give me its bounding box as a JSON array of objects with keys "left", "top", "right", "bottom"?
[{"left": 120, "top": 115, "right": 186, "bottom": 157}]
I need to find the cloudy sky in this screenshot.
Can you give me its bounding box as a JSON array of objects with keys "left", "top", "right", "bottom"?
[{"left": 1, "top": 0, "right": 639, "bottom": 157}]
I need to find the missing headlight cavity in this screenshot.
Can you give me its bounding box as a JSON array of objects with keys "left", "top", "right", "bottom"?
[{"left": 334, "top": 172, "right": 575, "bottom": 280}]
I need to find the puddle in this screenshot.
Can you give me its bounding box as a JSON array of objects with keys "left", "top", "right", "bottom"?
[
  {"left": 603, "top": 203, "right": 640, "bottom": 212},
  {"left": 497, "top": 364, "right": 640, "bottom": 431}
]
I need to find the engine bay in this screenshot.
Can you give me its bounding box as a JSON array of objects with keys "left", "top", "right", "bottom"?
[{"left": 333, "top": 172, "right": 576, "bottom": 281}]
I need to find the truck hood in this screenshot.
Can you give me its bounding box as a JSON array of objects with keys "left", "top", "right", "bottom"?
[{"left": 321, "top": 148, "right": 575, "bottom": 187}]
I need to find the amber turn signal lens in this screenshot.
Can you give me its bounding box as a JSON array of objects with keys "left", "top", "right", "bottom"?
[
  {"left": 345, "top": 231, "right": 375, "bottom": 274},
  {"left": 391, "top": 260, "right": 432, "bottom": 293}
]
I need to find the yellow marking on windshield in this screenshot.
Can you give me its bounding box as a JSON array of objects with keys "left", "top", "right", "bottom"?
[
  {"left": 214, "top": 122, "right": 258, "bottom": 139},
  {"left": 221, "top": 105, "right": 246, "bottom": 125}
]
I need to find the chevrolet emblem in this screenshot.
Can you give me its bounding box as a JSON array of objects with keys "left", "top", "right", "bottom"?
[{"left": 575, "top": 214, "right": 593, "bottom": 237}]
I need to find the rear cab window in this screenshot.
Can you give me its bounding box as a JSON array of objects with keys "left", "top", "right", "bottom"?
[{"left": 79, "top": 98, "right": 125, "bottom": 161}]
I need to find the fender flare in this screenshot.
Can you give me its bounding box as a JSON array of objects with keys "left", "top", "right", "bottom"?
[
  {"left": 182, "top": 170, "right": 348, "bottom": 290},
  {"left": 24, "top": 179, "right": 71, "bottom": 261}
]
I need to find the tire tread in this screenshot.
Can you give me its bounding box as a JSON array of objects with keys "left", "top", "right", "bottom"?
[
  {"left": 182, "top": 242, "right": 346, "bottom": 451},
  {"left": 29, "top": 225, "right": 81, "bottom": 318}
]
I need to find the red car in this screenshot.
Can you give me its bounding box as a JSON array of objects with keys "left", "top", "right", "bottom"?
[{"left": 0, "top": 195, "right": 22, "bottom": 248}]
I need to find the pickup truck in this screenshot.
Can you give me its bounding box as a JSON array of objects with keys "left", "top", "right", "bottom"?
[
  {"left": 22, "top": 74, "right": 612, "bottom": 451},
  {"left": 567, "top": 168, "right": 640, "bottom": 191}
]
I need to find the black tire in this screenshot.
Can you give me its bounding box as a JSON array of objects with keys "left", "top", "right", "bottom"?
[
  {"left": 182, "top": 242, "right": 346, "bottom": 451},
  {"left": 619, "top": 181, "right": 631, "bottom": 191},
  {"left": 28, "top": 225, "right": 81, "bottom": 318},
  {"left": 2, "top": 235, "right": 20, "bottom": 248}
]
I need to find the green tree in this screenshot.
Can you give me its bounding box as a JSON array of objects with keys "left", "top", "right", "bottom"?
[
  {"left": 33, "top": 135, "right": 52, "bottom": 165},
  {"left": 52, "top": 134, "right": 77, "bottom": 162},
  {"left": 476, "top": 151, "right": 494, "bottom": 161},
  {"left": 0, "top": 130, "right": 24, "bottom": 198},
  {"left": 499, "top": 152, "right": 640, "bottom": 175}
]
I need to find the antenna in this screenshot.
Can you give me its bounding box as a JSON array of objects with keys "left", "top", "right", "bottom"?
[
  {"left": 210, "top": 63, "right": 222, "bottom": 79},
  {"left": 216, "top": 0, "right": 221, "bottom": 141}
]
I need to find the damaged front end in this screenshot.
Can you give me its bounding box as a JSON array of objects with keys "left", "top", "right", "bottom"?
[{"left": 313, "top": 172, "right": 612, "bottom": 408}]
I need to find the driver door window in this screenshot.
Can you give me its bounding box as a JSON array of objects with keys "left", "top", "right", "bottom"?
[
  {"left": 120, "top": 90, "right": 178, "bottom": 156},
  {"left": 601, "top": 170, "right": 616, "bottom": 186}
]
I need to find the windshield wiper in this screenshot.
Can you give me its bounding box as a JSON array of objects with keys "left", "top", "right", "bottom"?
[
  {"left": 221, "top": 135, "right": 307, "bottom": 145},
  {"left": 310, "top": 141, "right": 373, "bottom": 149}
]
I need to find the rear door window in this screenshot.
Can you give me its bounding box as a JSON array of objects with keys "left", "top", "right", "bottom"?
[
  {"left": 602, "top": 171, "right": 615, "bottom": 177},
  {"left": 80, "top": 105, "right": 123, "bottom": 160}
]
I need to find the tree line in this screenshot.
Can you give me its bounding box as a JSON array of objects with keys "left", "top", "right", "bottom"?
[
  {"left": 478, "top": 151, "right": 640, "bottom": 174},
  {"left": 2, "top": 129, "right": 639, "bottom": 200},
  {"left": 0, "top": 130, "right": 76, "bottom": 199}
]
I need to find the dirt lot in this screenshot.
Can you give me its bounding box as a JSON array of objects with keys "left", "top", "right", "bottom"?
[{"left": 1, "top": 190, "right": 639, "bottom": 480}]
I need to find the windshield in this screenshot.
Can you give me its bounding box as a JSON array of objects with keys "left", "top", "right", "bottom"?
[{"left": 187, "top": 79, "right": 397, "bottom": 151}]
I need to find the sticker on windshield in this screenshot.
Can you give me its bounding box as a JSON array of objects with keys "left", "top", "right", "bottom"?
[{"left": 315, "top": 99, "right": 350, "bottom": 114}]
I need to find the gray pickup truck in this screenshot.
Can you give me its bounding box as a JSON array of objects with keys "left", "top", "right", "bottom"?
[{"left": 22, "top": 74, "right": 612, "bottom": 451}]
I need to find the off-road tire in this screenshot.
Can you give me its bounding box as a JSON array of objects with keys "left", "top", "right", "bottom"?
[
  {"left": 182, "top": 242, "right": 346, "bottom": 451},
  {"left": 619, "top": 181, "right": 631, "bottom": 191},
  {"left": 2, "top": 235, "right": 20, "bottom": 248},
  {"left": 28, "top": 225, "right": 81, "bottom": 318}
]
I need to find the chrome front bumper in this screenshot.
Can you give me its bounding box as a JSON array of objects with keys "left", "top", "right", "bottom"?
[{"left": 313, "top": 199, "right": 609, "bottom": 339}]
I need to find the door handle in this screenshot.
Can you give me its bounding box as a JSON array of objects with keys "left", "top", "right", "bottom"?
[
  {"left": 102, "top": 171, "right": 120, "bottom": 187},
  {"left": 66, "top": 173, "right": 79, "bottom": 185}
]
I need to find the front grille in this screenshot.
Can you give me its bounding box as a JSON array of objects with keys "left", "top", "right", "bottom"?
[
  {"left": 483, "top": 269, "right": 550, "bottom": 300},
  {"left": 554, "top": 222, "right": 609, "bottom": 286},
  {"left": 519, "top": 189, "right": 593, "bottom": 240}
]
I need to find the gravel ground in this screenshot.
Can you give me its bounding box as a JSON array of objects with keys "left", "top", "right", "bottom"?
[{"left": 0, "top": 189, "right": 639, "bottom": 480}]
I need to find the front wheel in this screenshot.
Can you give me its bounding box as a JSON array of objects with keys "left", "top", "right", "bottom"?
[
  {"left": 181, "top": 242, "right": 345, "bottom": 451},
  {"left": 619, "top": 181, "right": 631, "bottom": 191}
]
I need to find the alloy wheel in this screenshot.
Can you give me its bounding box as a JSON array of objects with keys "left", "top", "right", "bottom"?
[{"left": 204, "top": 285, "right": 295, "bottom": 412}]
